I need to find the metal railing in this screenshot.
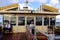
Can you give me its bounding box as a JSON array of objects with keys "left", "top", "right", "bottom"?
[
  {"left": 35, "top": 26, "right": 55, "bottom": 40},
  {"left": 26, "top": 25, "right": 55, "bottom": 40}
]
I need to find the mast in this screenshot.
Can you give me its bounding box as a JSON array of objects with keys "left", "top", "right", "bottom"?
[
  {"left": 25, "top": 0, "right": 28, "bottom": 7},
  {"left": 23, "top": 0, "right": 28, "bottom": 10}
]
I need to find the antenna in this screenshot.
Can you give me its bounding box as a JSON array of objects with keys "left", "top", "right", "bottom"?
[
  {"left": 26, "top": 0, "right": 28, "bottom": 7},
  {"left": 23, "top": 0, "right": 28, "bottom": 10}
]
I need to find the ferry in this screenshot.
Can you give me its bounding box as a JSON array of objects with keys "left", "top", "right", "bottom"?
[{"left": 0, "top": 0, "right": 60, "bottom": 40}]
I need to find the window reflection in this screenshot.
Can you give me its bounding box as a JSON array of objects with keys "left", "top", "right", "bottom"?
[
  {"left": 44, "top": 17, "right": 49, "bottom": 26},
  {"left": 36, "top": 16, "right": 42, "bottom": 25},
  {"left": 4, "top": 16, "right": 9, "bottom": 24},
  {"left": 10, "top": 16, "right": 16, "bottom": 25},
  {"left": 18, "top": 16, "right": 25, "bottom": 25},
  {"left": 0, "top": 15, "right": 3, "bottom": 26},
  {"left": 50, "top": 17, "right": 55, "bottom": 26},
  {"left": 27, "top": 17, "right": 34, "bottom": 25}
]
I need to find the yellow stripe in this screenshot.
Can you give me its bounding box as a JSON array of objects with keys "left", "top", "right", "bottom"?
[
  {"left": 0, "top": 3, "right": 18, "bottom": 10},
  {"left": 37, "top": 36, "right": 47, "bottom": 39},
  {"left": 42, "top": 4, "right": 58, "bottom": 12}
]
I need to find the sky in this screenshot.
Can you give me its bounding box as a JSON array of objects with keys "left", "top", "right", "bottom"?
[{"left": 0, "top": 0, "right": 60, "bottom": 22}]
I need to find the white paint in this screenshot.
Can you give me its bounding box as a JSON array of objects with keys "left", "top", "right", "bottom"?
[{"left": 19, "top": 3, "right": 34, "bottom": 10}]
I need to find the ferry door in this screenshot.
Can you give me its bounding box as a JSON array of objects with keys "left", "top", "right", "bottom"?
[{"left": 26, "top": 16, "right": 35, "bottom": 29}]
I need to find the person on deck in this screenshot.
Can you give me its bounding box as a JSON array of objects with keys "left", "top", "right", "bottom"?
[
  {"left": 29, "top": 21, "right": 35, "bottom": 35},
  {"left": 3, "top": 22, "right": 12, "bottom": 33}
]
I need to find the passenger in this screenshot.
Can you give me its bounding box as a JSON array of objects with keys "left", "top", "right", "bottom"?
[
  {"left": 29, "top": 21, "right": 35, "bottom": 35},
  {"left": 3, "top": 22, "right": 11, "bottom": 33}
]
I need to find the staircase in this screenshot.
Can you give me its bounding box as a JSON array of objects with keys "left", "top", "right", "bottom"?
[
  {"left": 35, "top": 29, "right": 48, "bottom": 40},
  {"left": 36, "top": 26, "right": 56, "bottom": 40},
  {"left": 36, "top": 32, "right": 48, "bottom": 40}
]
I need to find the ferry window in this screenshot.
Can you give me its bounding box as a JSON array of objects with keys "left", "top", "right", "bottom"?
[
  {"left": 44, "top": 17, "right": 49, "bottom": 26},
  {"left": 27, "top": 17, "right": 34, "bottom": 25},
  {"left": 10, "top": 16, "right": 16, "bottom": 25},
  {"left": 4, "top": 16, "right": 9, "bottom": 24},
  {"left": 50, "top": 17, "right": 55, "bottom": 26},
  {"left": 36, "top": 16, "right": 42, "bottom": 25},
  {"left": 18, "top": 16, "right": 25, "bottom": 25},
  {"left": 0, "top": 15, "right": 3, "bottom": 26}
]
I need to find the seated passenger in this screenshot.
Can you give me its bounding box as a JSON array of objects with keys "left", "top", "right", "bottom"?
[{"left": 3, "top": 22, "right": 12, "bottom": 33}]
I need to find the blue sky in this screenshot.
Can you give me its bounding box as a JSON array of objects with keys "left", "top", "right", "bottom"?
[
  {"left": 0, "top": 0, "right": 60, "bottom": 10},
  {"left": 0, "top": 0, "right": 60, "bottom": 22}
]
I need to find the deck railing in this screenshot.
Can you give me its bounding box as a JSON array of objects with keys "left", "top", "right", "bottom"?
[{"left": 26, "top": 25, "right": 56, "bottom": 40}]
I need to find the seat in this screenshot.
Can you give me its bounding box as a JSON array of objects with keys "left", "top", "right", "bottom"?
[{"left": 3, "top": 24, "right": 13, "bottom": 33}]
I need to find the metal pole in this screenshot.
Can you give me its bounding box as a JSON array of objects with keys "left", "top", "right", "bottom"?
[
  {"left": 34, "top": 17, "right": 37, "bottom": 40},
  {"left": 26, "top": 0, "right": 28, "bottom": 7}
]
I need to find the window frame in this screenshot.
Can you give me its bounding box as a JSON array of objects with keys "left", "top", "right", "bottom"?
[
  {"left": 10, "top": 16, "right": 16, "bottom": 26},
  {"left": 27, "top": 17, "right": 34, "bottom": 25},
  {"left": 44, "top": 17, "right": 49, "bottom": 26},
  {"left": 18, "top": 16, "right": 25, "bottom": 26},
  {"left": 50, "top": 17, "right": 55, "bottom": 26},
  {"left": 3, "top": 16, "right": 10, "bottom": 24},
  {"left": 36, "top": 16, "right": 42, "bottom": 26}
]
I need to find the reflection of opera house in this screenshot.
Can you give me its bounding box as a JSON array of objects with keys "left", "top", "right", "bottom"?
[{"left": 0, "top": 3, "right": 60, "bottom": 40}]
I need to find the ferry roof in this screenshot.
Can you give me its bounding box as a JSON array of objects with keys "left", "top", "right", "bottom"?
[
  {"left": 42, "top": 4, "right": 58, "bottom": 12},
  {"left": 0, "top": 3, "right": 18, "bottom": 11},
  {"left": 0, "top": 11, "right": 59, "bottom": 15},
  {"left": 0, "top": 3, "right": 58, "bottom": 12}
]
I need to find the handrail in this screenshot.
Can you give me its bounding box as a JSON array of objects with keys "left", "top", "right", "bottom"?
[
  {"left": 26, "top": 25, "right": 55, "bottom": 40},
  {"left": 35, "top": 29, "right": 48, "bottom": 37},
  {"left": 26, "top": 26, "right": 34, "bottom": 40},
  {"left": 35, "top": 29, "right": 55, "bottom": 40}
]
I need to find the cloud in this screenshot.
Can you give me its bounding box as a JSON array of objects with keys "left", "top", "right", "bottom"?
[
  {"left": 37, "top": 0, "right": 48, "bottom": 3},
  {"left": 18, "top": 0, "right": 48, "bottom": 3},
  {"left": 27, "top": 0, "right": 35, "bottom": 2},
  {"left": 28, "top": 0, "right": 48, "bottom": 3},
  {"left": 46, "top": 0, "right": 60, "bottom": 12},
  {"left": 46, "top": 0, "right": 59, "bottom": 7},
  {"left": 19, "top": 3, "right": 25, "bottom": 9},
  {"left": 56, "top": 15, "right": 60, "bottom": 18},
  {"left": 56, "top": 15, "right": 60, "bottom": 22},
  {"left": 19, "top": 3, "right": 34, "bottom": 10},
  {"left": 56, "top": 5, "right": 60, "bottom": 12},
  {"left": 0, "top": 0, "right": 5, "bottom": 3},
  {"left": 9, "top": 0, "right": 18, "bottom": 3},
  {"left": 49, "top": 0, "right": 59, "bottom": 6}
]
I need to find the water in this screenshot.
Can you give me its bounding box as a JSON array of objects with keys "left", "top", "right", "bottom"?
[{"left": 56, "top": 22, "right": 60, "bottom": 26}]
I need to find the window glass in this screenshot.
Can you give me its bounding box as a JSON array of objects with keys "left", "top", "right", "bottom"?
[
  {"left": 10, "top": 16, "right": 16, "bottom": 25},
  {"left": 4, "top": 16, "right": 9, "bottom": 24},
  {"left": 44, "top": 17, "right": 49, "bottom": 26},
  {"left": 36, "top": 16, "right": 42, "bottom": 25},
  {"left": 50, "top": 17, "right": 55, "bottom": 26},
  {"left": 0, "top": 15, "right": 3, "bottom": 26},
  {"left": 18, "top": 16, "right": 25, "bottom": 25},
  {"left": 27, "top": 17, "right": 34, "bottom": 25}
]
